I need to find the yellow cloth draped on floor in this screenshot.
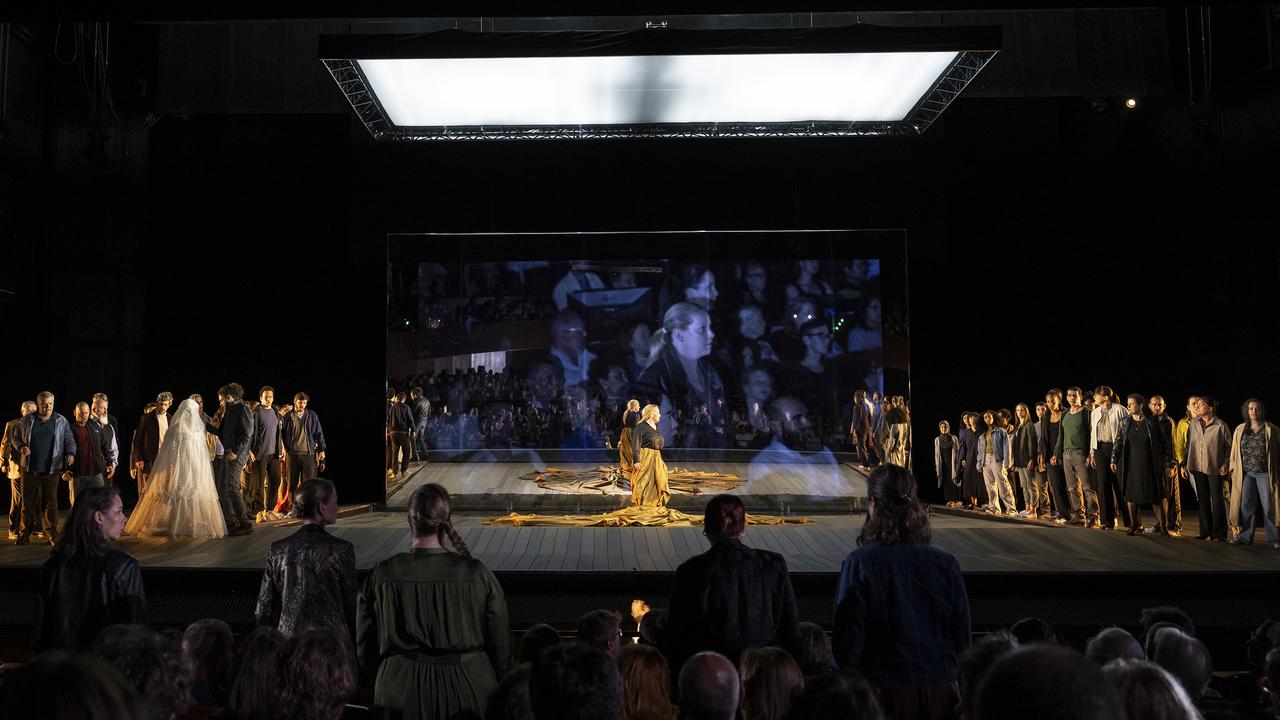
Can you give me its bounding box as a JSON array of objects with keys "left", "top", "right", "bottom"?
[{"left": 488, "top": 446, "right": 809, "bottom": 528}]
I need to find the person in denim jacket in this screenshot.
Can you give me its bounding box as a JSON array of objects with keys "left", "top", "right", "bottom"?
[
  {"left": 976, "top": 410, "right": 1016, "bottom": 514},
  {"left": 834, "top": 464, "right": 970, "bottom": 720}
]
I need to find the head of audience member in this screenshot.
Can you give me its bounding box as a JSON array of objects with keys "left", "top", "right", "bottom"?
[
  {"left": 958, "top": 631, "right": 1018, "bottom": 718},
  {"left": 796, "top": 622, "right": 835, "bottom": 677},
  {"left": 1009, "top": 617, "right": 1058, "bottom": 646},
  {"left": 742, "top": 262, "right": 768, "bottom": 296},
  {"left": 860, "top": 296, "right": 881, "bottom": 330},
  {"left": 742, "top": 368, "right": 774, "bottom": 416},
  {"left": 1143, "top": 622, "right": 1180, "bottom": 660},
  {"left": 860, "top": 464, "right": 931, "bottom": 547},
  {"left": 551, "top": 309, "right": 588, "bottom": 359},
  {"left": 1151, "top": 627, "right": 1212, "bottom": 702},
  {"left": 54, "top": 486, "right": 126, "bottom": 561},
  {"left": 1086, "top": 627, "right": 1145, "bottom": 666},
  {"left": 679, "top": 264, "right": 719, "bottom": 310},
  {"left": 1246, "top": 619, "right": 1280, "bottom": 673},
  {"left": 294, "top": 478, "right": 338, "bottom": 526},
  {"left": 1101, "top": 658, "right": 1202, "bottom": 720},
  {"left": 787, "top": 670, "right": 883, "bottom": 720},
  {"left": 183, "top": 619, "right": 234, "bottom": 706},
  {"left": 408, "top": 483, "right": 470, "bottom": 556},
  {"left": 1266, "top": 648, "right": 1280, "bottom": 713},
  {"left": 599, "top": 363, "right": 629, "bottom": 399},
  {"left": 519, "top": 624, "right": 563, "bottom": 664},
  {"left": 650, "top": 302, "right": 714, "bottom": 365},
  {"left": 678, "top": 652, "right": 739, "bottom": 720},
  {"left": 740, "top": 646, "right": 804, "bottom": 720},
  {"left": 527, "top": 361, "right": 565, "bottom": 408},
  {"left": 156, "top": 391, "right": 174, "bottom": 414},
  {"left": 973, "top": 645, "right": 1124, "bottom": 720},
  {"left": 618, "top": 644, "right": 676, "bottom": 720},
  {"left": 842, "top": 259, "right": 869, "bottom": 286},
  {"left": 639, "top": 608, "right": 669, "bottom": 649},
  {"left": 619, "top": 321, "right": 653, "bottom": 366},
  {"left": 798, "top": 319, "right": 832, "bottom": 362},
  {"left": 272, "top": 629, "right": 356, "bottom": 720},
  {"left": 227, "top": 626, "right": 284, "bottom": 720},
  {"left": 529, "top": 641, "right": 622, "bottom": 720},
  {"left": 1139, "top": 606, "right": 1196, "bottom": 644},
  {"left": 487, "top": 663, "right": 535, "bottom": 720},
  {"left": 738, "top": 305, "right": 768, "bottom": 341},
  {"left": 766, "top": 396, "right": 811, "bottom": 447},
  {"left": 786, "top": 296, "right": 818, "bottom": 331},
  {"left": 0, "top": 651, "right": 145, "bottom": 720},
  {"left": 577, "top": 609, "right": 624, "bottom": 659},
  {"left": 93, "top": 624, "right": 193, "bottom": 720},
  {"left": 703, "top": 494, "right": 746, "bottom": 544}
]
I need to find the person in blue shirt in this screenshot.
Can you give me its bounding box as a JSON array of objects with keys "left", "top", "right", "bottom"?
[
  {"left": 14, "top": 391, "right": 77, "bottom": 544},
  {"left": 833, "top": 463, "right": 970, "bottom": 720}
]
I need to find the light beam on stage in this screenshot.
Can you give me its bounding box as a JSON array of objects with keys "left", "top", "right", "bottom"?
[{"left": 321, "top": 25, "right": 1000, "bottom": 140}]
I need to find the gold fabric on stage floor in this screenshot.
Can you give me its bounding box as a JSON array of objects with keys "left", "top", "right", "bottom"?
[
  {"left": 486, "top": 508, "right": 811, "bottom": 528},
  {"left": 490, "top": 448, "right": 809, "bottom": 528},
  {"left": 517, "top": 466, "right": 744, "bottom": 496}
]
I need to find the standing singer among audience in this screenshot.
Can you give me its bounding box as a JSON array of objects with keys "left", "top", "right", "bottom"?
[
  {"left": 833, "top": 464, "right": 970, "bottom": 720},
  {"left": 357, "top": 483, "right": 509, "bottom": 720},
  {"left": 35, "top": 486, "right": 147, "bottom": 652},
  {"left": 256, "top": 478, "right": 357, "bottom": 647}
]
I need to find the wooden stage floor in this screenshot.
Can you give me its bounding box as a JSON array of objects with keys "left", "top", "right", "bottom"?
[{"left": 5, "top": 509, "right": 1279, "bottom": 576}]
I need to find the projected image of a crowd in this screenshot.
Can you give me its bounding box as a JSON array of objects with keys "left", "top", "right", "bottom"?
[{"left": 388, "top": 258, "right": 888, "bottom": 455}]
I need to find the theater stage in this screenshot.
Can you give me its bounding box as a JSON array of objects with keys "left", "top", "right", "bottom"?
[
  {"left": 386, "top": 458, "right": 870, "bottom": 512},
  {"left": 4, "top": 505, "right": 1280, "bottom": 666}
]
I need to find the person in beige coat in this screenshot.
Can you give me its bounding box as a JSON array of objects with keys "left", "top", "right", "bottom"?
[{"left": 1227, "top": 398, "right": 1280, "bottom": 548}]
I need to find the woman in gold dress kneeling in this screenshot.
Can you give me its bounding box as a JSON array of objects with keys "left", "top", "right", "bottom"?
[
  {"left": 632, "top": 404, "right": 671, "bottom": 509},
  {"left": 618, "top": 399, "right": 642, "bottom": 479}
]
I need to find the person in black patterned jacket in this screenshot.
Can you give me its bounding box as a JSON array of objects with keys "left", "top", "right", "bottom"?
[{"left": 255, "top": 478, "right": 357, "bottom": 651}]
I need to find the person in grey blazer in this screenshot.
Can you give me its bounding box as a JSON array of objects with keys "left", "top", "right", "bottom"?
[{"left": 208, "top": 383, "right": 254, "bottom": 535}]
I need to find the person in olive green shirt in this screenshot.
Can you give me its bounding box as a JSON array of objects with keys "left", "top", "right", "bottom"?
[{"left": 356, "top": 484, "right": 510, "bottom": 720}]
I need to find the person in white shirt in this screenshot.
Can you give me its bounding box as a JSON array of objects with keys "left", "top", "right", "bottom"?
[{"left": 1089, "top": 386, "right": 1132, "bottom": 530}]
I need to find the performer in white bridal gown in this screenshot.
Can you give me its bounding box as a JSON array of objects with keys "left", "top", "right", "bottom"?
[{"left": 125, "top": 398, "right": 227, "bottom": 538}]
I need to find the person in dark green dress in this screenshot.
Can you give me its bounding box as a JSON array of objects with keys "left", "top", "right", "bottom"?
[{"left": 356, "top": 483, "right": 510, "bottom": 720}]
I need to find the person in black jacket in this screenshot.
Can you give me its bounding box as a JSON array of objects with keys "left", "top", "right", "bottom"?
[
  {"left": 67, "top": 402, "right": 116, "bottom": 506},
  {"left": 666, "top": 494, "right": 801, "bottom": 672},
  {"left": 36, "top": 485, "right": 147, "bottom": 652},
  {"left": 208, "top": 383, "right": 254, "bottom": 536}
]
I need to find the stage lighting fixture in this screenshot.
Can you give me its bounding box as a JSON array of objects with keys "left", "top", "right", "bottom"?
[
  {"left": 321, "top": 25, "right": 999, "bottom": 140},
  {"left": 1125, "top": 98, "right": 1138, "bottom": 109}
]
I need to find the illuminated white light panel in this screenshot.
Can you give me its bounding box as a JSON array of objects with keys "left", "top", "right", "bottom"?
[{"left": 357, "top": 52, "right": 959, "bottom": 127}]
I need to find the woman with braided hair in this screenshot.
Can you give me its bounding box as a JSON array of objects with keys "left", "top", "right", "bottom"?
[
  {"left": 356, "top": 483, "right": 510, "bottom": 720},
  {"left": 833, "top": 464, "right": 971, "bottom": 720}
]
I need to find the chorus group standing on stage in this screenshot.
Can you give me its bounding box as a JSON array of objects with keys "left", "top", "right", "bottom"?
[
  {"left": 932, "top": 386, "right": 1280, "bottom": 547},
  {"left": 3, "top": 384, "right": 328, "bottom": 544}
]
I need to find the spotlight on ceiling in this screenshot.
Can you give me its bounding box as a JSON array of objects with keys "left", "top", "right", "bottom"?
[
  {"left": 1125, "top": 98, "right": 1138, "bottom": 109},
  {"left": 321, "top": 25, "right": 1000, "bottom": 141}
]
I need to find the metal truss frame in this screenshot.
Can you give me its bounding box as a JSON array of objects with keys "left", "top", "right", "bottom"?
[{"left": 324, "top": 49, "right": 997, "bottom": 142}]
